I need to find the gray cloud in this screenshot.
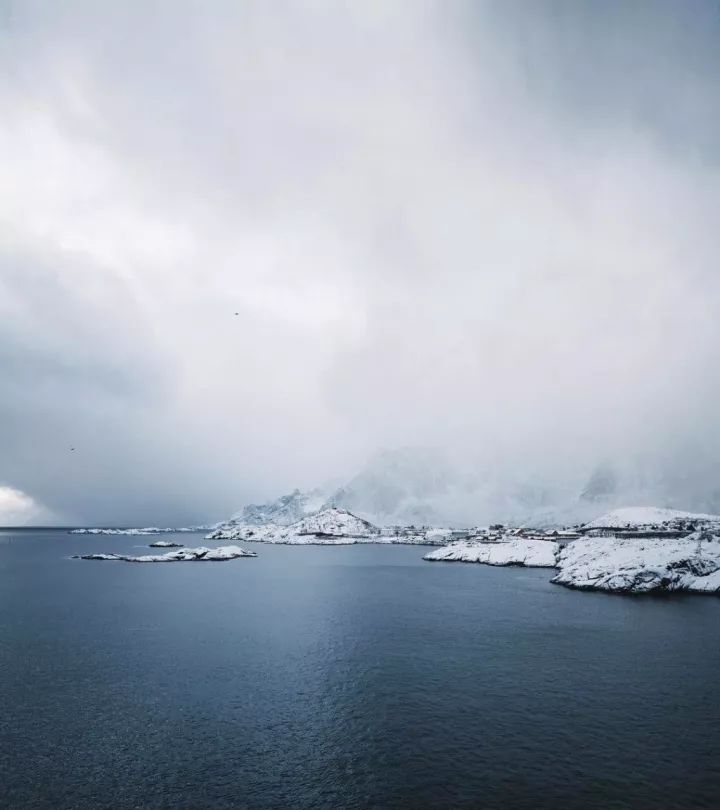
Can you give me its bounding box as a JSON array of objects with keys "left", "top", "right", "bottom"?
[{"left": 1, "top": 0, "right": 720, "bottom": 524}]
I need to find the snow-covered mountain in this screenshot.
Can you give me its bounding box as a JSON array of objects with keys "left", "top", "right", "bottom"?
[
  {"left": 226, "top": 488, "right": 327, "bottom": 527},
  {"left": 580, "top": 506, "right": 720, "bottom": 531},
  {"left": 206, "top": 506, "right": 441, "bottom": 545},
  {"left": 323, "top": 447, "right": 463, "bottom": 525},
  {"left": 218, "top": 447, "right": 720, "bottom": 531},
  {"left": 221, "top": 447, "right": 534, "bottom": 528},
  {"left": 292, "top": 508, "right": 378, "bottom": 537},
  {"left": 208, "top": 506, "right": 376, "bottom": 543},
  {"left": 220, "top": 448, "right": 468, "bottom": 529},
  {"left": 517, "top": 458, "right": 720, "bottom": 528}
]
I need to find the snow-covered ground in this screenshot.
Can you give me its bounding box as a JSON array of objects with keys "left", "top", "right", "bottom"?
[
  {"left": 552, "top": 532, "right": 720, "bottom": 594},
  {"left": 73, "top": 546, "right": 256, "bottom": 562},
  {"left": 424, "top": 535, "right": 559, "bottom": 567},
  {"left": 580, "top": 507, "right": 720, "bottom": 531},
  {"left": 69, "top": 500, "right": 720, "bottom": 595},
  {"left": 423, "top": 509, "right": 720, "bottom": 588},
  {"left": 226, "top": 488, "right": 327, "bottom": 527},
  {"left": 207, "top": 507, "right": 445, "bottom": 545},
  {"left": 292, "top": 508, "right": 378, "bottom": 537},
  {"left": 207, "top": 507, "right": 372, "bottom": 543},
  {"left": 69, "top": 527, "right": 199, "bottom": 535}
]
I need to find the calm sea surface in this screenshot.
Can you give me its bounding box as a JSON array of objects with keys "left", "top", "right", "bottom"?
[{"left": 1, "top": 528, "right": 719, "bottom": 809}]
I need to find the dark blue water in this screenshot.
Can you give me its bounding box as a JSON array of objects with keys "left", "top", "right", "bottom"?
[{"left": 1, "top": 529, "right": 719, "bottom": 809}]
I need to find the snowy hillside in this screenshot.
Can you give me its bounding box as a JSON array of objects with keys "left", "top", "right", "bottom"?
[
  {"left": 552, "top": 532, "right": 720, "bottom": 594},
  {"left": 208, "top": 507, "right": 379, "bottom": 543},
  {"left": 206, "top": 507, "right": 444, "bottom": 545},
  {"left": 581, "top": 507, "right": 720, "bottom": 531},
  {"left": 292, "top": 508, "right": 378, "bottom": 537},
  {"left": 227, "top": 488, "right": 327, "bottom": 527},
  {"left": 425, "top": 535, "right": 558, "bottom": 567}
]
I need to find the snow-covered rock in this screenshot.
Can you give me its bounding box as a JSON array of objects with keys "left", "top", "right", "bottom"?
[
  {"left": 73, "top": 545, "right": 256, "bottom": 562},
  {"left": 424, "top": 535, "right": 559, "bottom": 567},
  {"left": 377, "top": 532, "right": 444, "bottom": 545},
  {"left": 580, "top": 507, "right": 720, "bottom": 531},
  {"left": 226, "top": 488, "right": 327, "bottom": 527},
  {"left": 207, "top": 523, "right": 282, "bottom": 542},
  {"left": 552, "top": 532, "right": 720, "bottom": 594},
  {"left": 69, "top": 527, "right": 198, "bottom": 535},
  {"left": 292, "top": 508, "right": 378, "bottom": 537},
  {"left": 207, "top": 507, "right": 445, "bottom": 545},
  {"left": 148, "top": 540, "right": 184, "bottom": 548},
  {"left": 208, "top": 507, "right": 380, "bottom": 544}
]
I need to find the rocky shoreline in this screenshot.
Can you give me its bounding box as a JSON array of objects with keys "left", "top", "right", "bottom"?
[
  {"left": 73, "top": 546, "right": 256, "bottom": 562},
  {"left": 71, "top": 506, "right": 720, "bottom": 595}
]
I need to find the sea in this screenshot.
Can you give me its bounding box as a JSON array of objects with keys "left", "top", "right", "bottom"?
[{"left": 1, "top": 528, "right": 719, "bottom": 809}]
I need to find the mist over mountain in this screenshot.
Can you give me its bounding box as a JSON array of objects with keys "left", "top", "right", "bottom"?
[{"left": 224, "top": 446, "right": 720, "bottom": 529}]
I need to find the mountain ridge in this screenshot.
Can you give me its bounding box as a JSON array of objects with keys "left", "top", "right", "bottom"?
[{"left": 218, "top": 448, "right": 720, "bottom": 530}]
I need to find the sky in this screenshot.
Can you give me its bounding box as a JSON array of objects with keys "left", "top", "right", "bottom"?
[{"left": 1, "top": 0, "right": 720, "bottom": 525}]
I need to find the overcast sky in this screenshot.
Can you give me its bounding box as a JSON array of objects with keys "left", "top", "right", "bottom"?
[{"left": 2, "top": 0, "right": 720, "bottom": 525}]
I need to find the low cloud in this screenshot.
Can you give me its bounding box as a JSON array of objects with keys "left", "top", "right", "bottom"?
[
  {"left": 0, "top": 485, "right": 54, "bottom": 525},
  {"left": 1, "top": 1, "right": 719, "bottom": 523}
]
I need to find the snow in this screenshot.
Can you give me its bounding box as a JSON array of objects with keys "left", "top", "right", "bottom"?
[
  {"left": 220, "top": 447, "right": 555, "bottom": 529},
  {"left": 217, "top": 447, "right": 720, "bottom": 531},
  {"left": 552, "top": 532, "right": 720, "bottom": 594},
  {"left": 69, "top": 527, "right": 198, "bottom": 535},
  {"left": 207, "top": 507, "right": 445, "bottom": 545},
  {"left": 207, "top": 507, "right": 376, "bottom": 543},
  {"left": 292, "top": 508, "right": 378, "bottom": 537},
  {"left": 580, "top": 507, "right": 720, "bottom": 530},
  {"left": 227, "top": 488, "right": 327, "bottom": 527},
  {"left": 372, "top": 532, "right": 443, "bottom": 545},
  {"left": 423, "top": 508, "right": 720, "bottom": 592},
  {"left": 73, "top": 545, "right": 256, "bottom": 562},
  {"left": 148, "top": 540, "right": 184, "bottom": 548},
  {"left": 424, "top": 535, "right": 559, "bottom": 567},
  {"left": 424, "top": 528, "right": 456, "bottom": 543}
]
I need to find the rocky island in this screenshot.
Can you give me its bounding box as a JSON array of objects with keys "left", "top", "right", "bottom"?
[
  {"left": 207, "top": 506, "right": 449, "bottom": 546},
  {"left": 70, "top": 527, "right": 198, "bottom": 536},
  {"left": 72, "top": 499, "right": 720, "bottom": 595},
  {"left": 73, "top": 546, "right": 256, "bottom": 562},
  {"left": 552, "top": 530, "right": 720, "bottom": 594},
  {"left": 424, "top": 529, "right": 560, "bottom": 567}
]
